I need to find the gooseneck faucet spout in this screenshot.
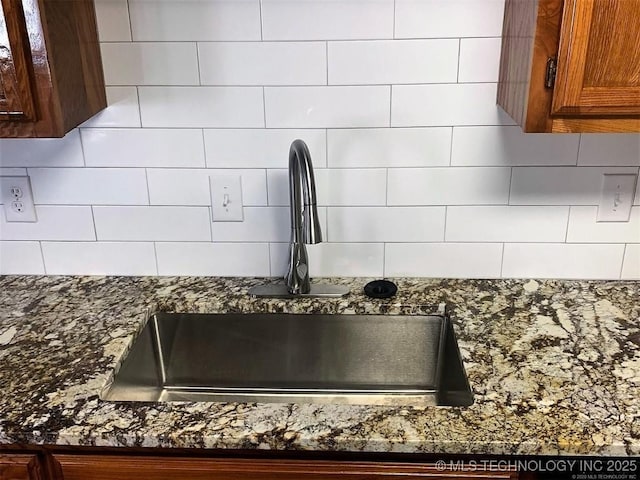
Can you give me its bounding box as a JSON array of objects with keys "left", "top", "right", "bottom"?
[
  {"left": 247, "top": 140, "right": 349, "bottom": 298},
  {"left": 286, "top": 139, "right": 322, "bottom": 294}
]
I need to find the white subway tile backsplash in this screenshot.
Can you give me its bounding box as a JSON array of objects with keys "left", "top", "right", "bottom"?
[
  {"left": 578, "top": 134, "right": 640, "bottom": 166},
  {"left": 42, "top": 242, "right": 157, "bottom": 276},
  {"left": 0, "top": 168, "right": 26, "bottom": 176},
  {"left": 392, "top": 84, "right": 515, "bottom": 127},
  {"left": 451, "top": 126, "right": 580, "bottom": 166},
  {"left": 388, "top": 167, "right": 511, "bottom": 205},
  {"left": 265, "top": 86, "right": 390, "bottom": 128},
  {"left": 129, "top": 0, "right": 261, "bottom": 41},
  {"left": 148, "top": 169, "right": 266, "bottom": 206},
  {"left": 29, "top": 168, "right": 148, "bottom": 205},
  {"left": 502, "top": 243, "right": 625, "bottom": 279},
  {"left": 0, "top": 206, "right": 95, "bottom": 241},
  {"left": 327, "top": 207, "right": 445, "bottom": 242},
  {"left": 328, "top": 40, "right": 458, "bottom": 85},
  {"left": 199, "top": 42, "right": 326, "bottom": 86},
  {"left": 328, "top": 128, "right": 451, "bottom": 168},
  {"left": 148, "top": 169, "right": 207, "bottom": 206},
  {"left": 101, "top": 43, "right": 199, "bottom": 86},
  {"left": 139, "top": 87, "right": 265, "bottom": 128},
  {"left": 0, "top": 241, "right": 44, "bottom": 274},
  {"left": 261, "top": 0, "right": 394, "bottom": 40},
  {"left": 395, "top": 0, "right": 505, "bottom": 39},
  {"left": 510, "top": 167, "right": 639, "bottom": 205},
  {"left": 157, "top": 242, "right": 270, "bottom": 276},
  {"left": 94, "top": 0, "right": 131, "bottom": 42},
  {"left": 267, "top": 169, "right": 387, "bottom": 206},
  {"left": 271, "top": 242, "right": 384, "bottom": 277},
  {"left": 0, "top": 131, "right": 84, "bottom": 167},
  {"left": 458, "top": 38, "right": 502, "bottom": 83},
  {"left": 266, "top": 170, "right": 290, "bottom": 205},
  {"left": 81, "top": 87, "right": 141, "bottom": 128},
  {"left": 94, "top": 206, "right": 211, "bottom": 241},
  {"left": 309, "top": 243, "right": 384, "bottom": 277},
  {"left": 3, "top": 0, "right": 629, "bottom": 281},
  {"left": 317, "top": 169, "right": 387, "bottom": 206},
  {"left": 205, "top": 129, "right": 327, "bottom": 168},
  {"left": 82, "top": 129, "right": 205, "bottom": 168},
  {"left": 446, "top": 206, "right": 569, "bottom": 242},
  {"left": 385, "top": 243, "right": 503, "bottom": 278},
  {"left": 621, "top": 244, "right": 640, "bottom": 279},
  {"left": 567, "top": 207, "right": 640, "bottom": 243},
  {"left": 211, "top": 206, "right": 317, "bottom": 242}
]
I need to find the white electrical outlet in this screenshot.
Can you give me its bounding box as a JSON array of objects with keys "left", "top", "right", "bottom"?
[
  {"left": 597, "top": 173, "right": 637, "bottom": 222},
  {"left": 0, "top": 176, "right": 37, "bottom": 222},
  {"left": 210, "top": 175, "right": 244, "bottom": 222}
]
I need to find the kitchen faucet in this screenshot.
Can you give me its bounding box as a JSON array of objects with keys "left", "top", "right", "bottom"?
[
  {"left": 285, "top": 139, "right": 322, "bottom": 294},
  {"left": 248, "top": 140, "right": 349, "bottom": 298}
]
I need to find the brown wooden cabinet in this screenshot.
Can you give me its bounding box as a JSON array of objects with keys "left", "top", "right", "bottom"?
[
  {"left": 54, "top": 455, "right": 520, "bottom": 480},
  {"left": 0, "top": 454, "right": 44, "bottom": 480},
  {"left": 498, "top": 0, "right": 640, "bottom": 133},
  {"left": 0, "top": 0, "right": 106, "bottom": 137}
]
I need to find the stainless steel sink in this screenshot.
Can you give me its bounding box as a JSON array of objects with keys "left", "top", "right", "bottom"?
[{"left": 102, "top": 313, "right": 473, "bottom": 407}]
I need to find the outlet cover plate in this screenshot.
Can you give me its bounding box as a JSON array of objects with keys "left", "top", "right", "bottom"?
[
  {"left": 597, "top": 174, "right": 637, "bottom": 222},
  {"left": 0, "top": 176, "right": 37, "bottom": 222}
]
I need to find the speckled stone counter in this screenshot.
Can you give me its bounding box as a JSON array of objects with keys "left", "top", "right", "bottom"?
[{"left": 0, "top": 276, "right": 638, "bottom": 456}]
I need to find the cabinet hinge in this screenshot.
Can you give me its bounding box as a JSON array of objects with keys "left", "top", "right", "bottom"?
[{"left": 545, "top": 57, "right": 557, "bottom": 89}]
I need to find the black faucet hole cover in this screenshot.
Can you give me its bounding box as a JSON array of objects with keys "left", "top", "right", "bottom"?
[{"left": 364, "top": 280, "right": 397, "bottom": 299}]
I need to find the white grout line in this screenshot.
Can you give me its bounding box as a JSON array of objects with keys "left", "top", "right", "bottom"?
[
  {"left": 442, "top": 205, "right": 448, "bottom": 242},
  {"left": 392, "top": 0, "right": 397, "bottom": 39},
  {"left": 258, "top": 0, "right": 264, "bottom": 41},
  {"left": 125, "top": 0, "right": 134, "bottom": 42},
  {"left": 39, "top": 241, "right": 47, "bottom": 275},
  {"left": 200, "top": 129, "right": 208, "bottom": 168},
  {"left": 382, "top": 242, "right": 387, "bottom": 278},
  {"left": 153, "top": 242, "right": 160, "bottom": 275},
  {"left": 448, "top": 126, "right": 454, "bottom": 166},
  {"left": 575, "top": 134, "right": 584, "bottom": 166},
  {"left": 262, "top": 86, "right": 267, "bottom": 127},
  {"left": 195, "top": 42, "right": 202, "bottom": 86},
  {"left": 135, "top": 86, "right": 143, "bottom": 127},
  {"left": 144, "top": 168, "right": 151, "bottom": 205},
  {"left": 456, "top": 39, "right": 461, "bottom": 83},
  {"left": 507, "top": 167, "right": 514, "bottom": 205},
  {"left": 325, "top": 42, "right": 329, "bottom": 85},
  {"left": 90, "top": 206, "right": 98, "bottom": 241},
  {"left": 619, "top": 243, "right": 628, "bottom": 280}
]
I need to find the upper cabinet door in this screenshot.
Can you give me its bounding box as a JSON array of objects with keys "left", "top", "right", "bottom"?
[
  {"left": 498, "top": 0, "right": 640, "bottom": 132},
  {"left": 552, "top": 0, "right": 640, "bottom": 115},
  {"left": 0, "top": 0, "right": 105, "bottom": 138},
  {"left": 0, "top": 0, "right": 36, "bottom": 122}
]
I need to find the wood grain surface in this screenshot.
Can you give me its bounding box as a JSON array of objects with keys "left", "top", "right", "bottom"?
[{"left": 0, "top": 0, "right": 105, "bottom": 137}]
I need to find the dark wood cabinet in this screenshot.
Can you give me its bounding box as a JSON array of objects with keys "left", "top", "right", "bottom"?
[
  {"left": 498, "top": 0, "right": 640, "bottom": 133},
  {"left": 0, "top": 454, "right": 43, "bottom": 480},
  {"left": 0, "top": 0, "right": 36, "bottom": 123},
  {"left": 54, "top": 455, "right": 520, "bottom": 480},
  {"left": 0, "top": 0, "right": 106, "bottom": 137}
]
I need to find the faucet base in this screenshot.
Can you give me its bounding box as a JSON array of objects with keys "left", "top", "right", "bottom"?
[{"left": 248, "top": 284, "right": 350, "bottom": 298}]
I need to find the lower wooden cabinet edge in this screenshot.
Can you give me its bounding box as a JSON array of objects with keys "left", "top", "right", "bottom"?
[
  {"left": 53, "top": 455, "right": 520, "bottom": 480},
  {"left": 0, "top": 453, "right": 44, "bottom": 480}
]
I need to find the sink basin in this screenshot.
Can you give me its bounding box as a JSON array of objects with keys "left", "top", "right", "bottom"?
[{"left": 102, "top": 313, "right": 473, "bottom": 407}]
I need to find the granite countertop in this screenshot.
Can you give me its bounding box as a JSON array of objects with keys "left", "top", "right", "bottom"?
[{"left": 0, "top": 276, "right": 638, "bottom": 456}]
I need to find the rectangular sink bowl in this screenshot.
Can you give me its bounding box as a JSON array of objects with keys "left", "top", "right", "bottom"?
[{"left": 102, "top": 313, "right": 473, "bottom": 407}]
